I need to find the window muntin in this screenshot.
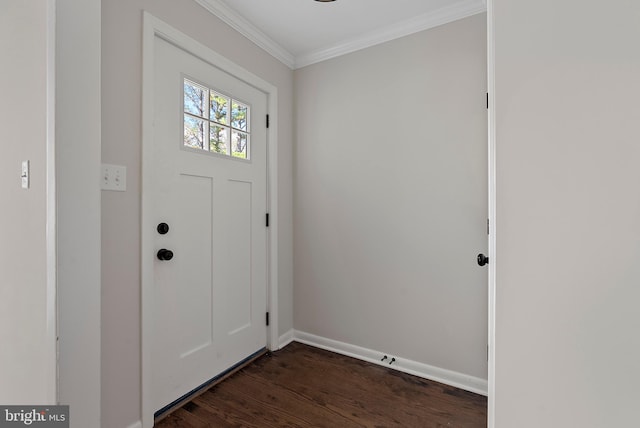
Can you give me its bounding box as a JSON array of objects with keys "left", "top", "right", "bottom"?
[{"left": 183, "top": 79, "right": 250, "bottom": 160}]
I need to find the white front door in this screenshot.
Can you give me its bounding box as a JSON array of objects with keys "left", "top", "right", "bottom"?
[{"left": 151, "top": 36, "right": 268, "bottom": 412}]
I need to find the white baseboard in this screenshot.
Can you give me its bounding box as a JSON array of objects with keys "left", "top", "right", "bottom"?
[
  {"left": 292, "top": 330, "right": 488, "bottom": 396},
  {"left": 278, "top": 329, "right": 295, "bottom": 349},
  {"left": 126, "top": 421, "right": 142, "bottom": 428}
]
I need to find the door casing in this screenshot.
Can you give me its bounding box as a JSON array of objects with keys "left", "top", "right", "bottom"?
[
  {"left": 140, "top": 13, "right": 280, "bottom": 428},
  {"left": 487, "top": 1, "right": 497, "bottom": 426}
]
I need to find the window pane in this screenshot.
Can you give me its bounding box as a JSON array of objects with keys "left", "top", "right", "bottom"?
[
  {"left": 231, "top": 101, "right": 248, "bottom": 131},
  {"left": 210, "top": 125, "right": 229, "bottom": 155},
  {"left": 184, "top": 81, "right": 207, "bottom": 117},
  {"left": 184, "top": 115, "right": 205, "bottom": 149},
  {"left": 210, "top": 92, "right": 229, "bottom": 125},
  {"left": 231, "top": 131, "right": 249, "bottom": 159}
]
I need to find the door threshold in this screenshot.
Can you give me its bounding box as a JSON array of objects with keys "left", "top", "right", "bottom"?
[{"left": 154, "top": 348, "right": 268, "bottom": 422}]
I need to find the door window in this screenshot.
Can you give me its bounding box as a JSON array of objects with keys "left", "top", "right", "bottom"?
[{"left": 183, "top": 79, "right": 250, "bottom": 159}]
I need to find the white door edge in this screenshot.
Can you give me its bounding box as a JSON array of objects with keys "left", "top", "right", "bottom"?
[
  {"left": 46, "top": 0, "right": 58, "bottom": 404},
  {"left": 486, "top": 2, "right": 497, "bottom": 427},
  {"left": 141, "top": 12, "right": 279, "bottom": 428}
]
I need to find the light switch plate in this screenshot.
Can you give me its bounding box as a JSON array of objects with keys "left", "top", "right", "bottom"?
[
  {"left": 101, "top": 164, "right": 127, "bottom": 191},
  {"left": 21, "top": 160, "right": 29, "bottom": 189}
]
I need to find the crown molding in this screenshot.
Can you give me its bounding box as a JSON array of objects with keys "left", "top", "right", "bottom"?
[
  {"left": 193, "top": 0, "right": 296, "bottom": 68},
  {"left": 295, "top": 0, "right": 487, "bottom": 69},
  {"left": 193, "top": 0, "right": 486, "bottom": 70}
]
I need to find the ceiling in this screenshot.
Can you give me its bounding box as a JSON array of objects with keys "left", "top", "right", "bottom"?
[{"left": 193, "top": 0, "right": 486, "bottom": 69}]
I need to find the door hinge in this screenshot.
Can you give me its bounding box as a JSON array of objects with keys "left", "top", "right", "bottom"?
[
  {"left": 486, "top": 92, "right": 489, "bottom": 109},
  {"left": 266, "top": 312, "right": 270, "bottom": 326},
  {"left": 266, "top": 213, "right": 270, "bottom": 227},
  {"left": 266, "top": 114, "right": 270, "bottom": 128},
  {"left": 487, "top": 219, "right": 490, "bottom": 235}
]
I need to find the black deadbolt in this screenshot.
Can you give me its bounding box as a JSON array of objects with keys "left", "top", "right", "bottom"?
[
  {"left": 157, "top": 222, "right": 170, "bottom": 235},
  {"left": 477, "top": 253, "right": 489, "bottom": 267},
  {"left": 157, "top": 249, "right": 174, "bottom": 261}
]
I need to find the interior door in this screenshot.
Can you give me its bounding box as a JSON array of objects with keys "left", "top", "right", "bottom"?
[{"left": 151, "top": 36, "right": 268, "bottom": 412}]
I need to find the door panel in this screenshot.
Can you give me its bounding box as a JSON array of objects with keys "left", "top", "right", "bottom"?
[
  {"left": 176, "top": 173, "right": 214, "bottom": 358},
  {"left": 151, "top": 36, "right": 267, "bottom": 412},
  {"left": 223, "top": 179, "right": 253, "bottom": 336}
]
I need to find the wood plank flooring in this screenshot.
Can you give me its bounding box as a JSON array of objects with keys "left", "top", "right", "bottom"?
[{"left": 155, "top": 342, "right": 487, "bottom": 427}]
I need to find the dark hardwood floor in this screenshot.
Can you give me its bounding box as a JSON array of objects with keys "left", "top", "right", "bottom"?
[{"left": 155, "top": 342, "right": 487, "bottom": 427}]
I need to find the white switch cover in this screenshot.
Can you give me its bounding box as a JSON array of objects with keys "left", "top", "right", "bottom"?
[
  {"left": 101, "top": 164, "right": 127, "bottom": 191},
  {"left": 21, "top": 160, "right": 29, "bottom": 189}
]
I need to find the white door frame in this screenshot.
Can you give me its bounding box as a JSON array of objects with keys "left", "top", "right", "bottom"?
[
  {"left": 140, "top": 12, "right": 279, "bottom": 428},
  {"left": 487, "top": 1, "right": 497, "bottom": 427}
]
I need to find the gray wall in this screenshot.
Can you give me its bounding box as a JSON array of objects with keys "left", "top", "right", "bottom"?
[
  {"left": 493, "top": 0, "right": 640, "bottom": 426},
  {"left": 101, "top": 1, "right": 294, "bottom": 427},
  {"left": 0, "top": 0, "right": 55, "bottom": 404},
  {"left": 293, "top": 14, "right": 488, "bottom": 380},
  {"left": 56, "top": 0, "right": 102, "bottom": 425}
]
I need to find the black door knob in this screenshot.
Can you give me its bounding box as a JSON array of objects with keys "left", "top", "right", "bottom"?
[
  {"left": 157, "top": 249, "right": 174, "bottom": 261},
  {"left": 477, "top": 253, "right": 489, "bottom": 266},
  {"left": 157, "top": 223, "right": 170, "bottom": 235}
]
